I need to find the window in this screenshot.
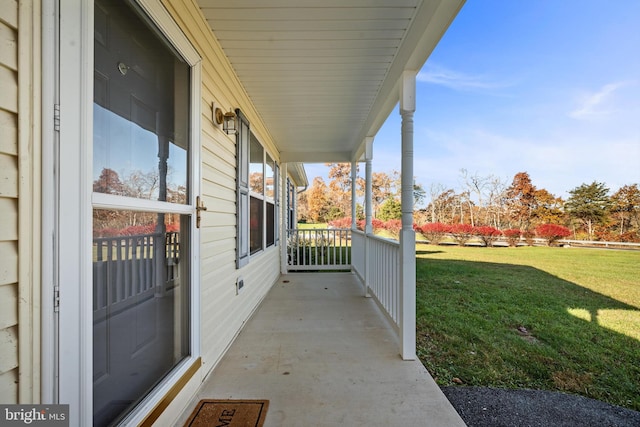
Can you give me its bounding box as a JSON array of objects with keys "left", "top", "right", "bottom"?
[{"left": 236, "top": 112, "right": 279, "bottom": 267}]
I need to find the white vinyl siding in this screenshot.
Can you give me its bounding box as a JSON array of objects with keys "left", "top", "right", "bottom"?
[
  {"left": 162, "top": 0, "right": 284, "bottom": 384},
  {"left": 0, "top": 0, "right": 19, "bottom": 404}
]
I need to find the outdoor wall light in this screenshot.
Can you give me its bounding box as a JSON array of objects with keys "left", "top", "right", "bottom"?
[{"left": 223, "top": 109, "right": 237, "bottom": 135}]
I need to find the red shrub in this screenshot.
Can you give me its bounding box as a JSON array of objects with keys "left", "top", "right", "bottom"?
[
  {"left": 328, "top": 217, "right": 355, "bottom": 229},
  {"left": 450, "top": 223, "right": 475, "bottom": 246},
  {"left": 166, "top": 223, "right": 180, "bottom": 233},
  {"left": 503, "top": 229, "right": 522, "bottom": 247},
  {"left": 535, "top": 224, "right": 571, "bottom": 246},
  {"left": 352, "top": 218, "right": 384, "bottom": 232},
  {"left": 419, "top": 222, "right": 451, "bottom": 245},
  {"left": 473, "top": 226, "right": 502, "bottom": 247},
  {"left": 371, "top": 219, "right": 385, "bottom": 232}
]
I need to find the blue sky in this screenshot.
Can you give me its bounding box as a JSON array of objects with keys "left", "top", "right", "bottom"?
[{"left": 305, "top": 0, "right": 640, "bottom": 205}]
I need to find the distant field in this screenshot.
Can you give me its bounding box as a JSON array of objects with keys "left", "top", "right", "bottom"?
[{"left": 415, "top": 244, "right": 640, "bottom": 411}]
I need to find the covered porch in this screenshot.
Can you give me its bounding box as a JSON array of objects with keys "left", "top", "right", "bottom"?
[{"left": 177, "top": 272, "right": 465, "bottom": 426}]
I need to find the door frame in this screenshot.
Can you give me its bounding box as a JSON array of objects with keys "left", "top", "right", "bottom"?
[{"left": 42, "top": 1, "right": 202, "bottom": 424}]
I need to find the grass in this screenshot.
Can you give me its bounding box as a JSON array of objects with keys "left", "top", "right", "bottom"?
[
  {"left": 415, "top": 244, "right": 640, "bottom": 411},
  {"left": 296, "top": 222, "right": 328, "bottom": 230}
]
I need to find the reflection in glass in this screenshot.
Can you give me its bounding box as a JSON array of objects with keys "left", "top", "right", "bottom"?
[
  {"left": 93, "top": 210, "right": 189, "bottom": 427},
  {"left": 93, "top": 0, "right": 190, "bottom": 203},
  {"left": 93, "top": 106, "right": 188, "bottom": 203},
  {"left": 249, "top": 137, "right": 263, "bottom": 194},
  {"left": 265, "top": 153, "right": 274, "bottom": 200}
]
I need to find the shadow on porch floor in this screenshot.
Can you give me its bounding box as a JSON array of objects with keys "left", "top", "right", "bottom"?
[{"left": 177, "top": 272, "right": 466, "bottom": 426}]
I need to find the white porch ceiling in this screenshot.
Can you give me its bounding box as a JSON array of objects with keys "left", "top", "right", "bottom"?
[{"left": 197, "top": 0, "right": 465, "bottom": 163}]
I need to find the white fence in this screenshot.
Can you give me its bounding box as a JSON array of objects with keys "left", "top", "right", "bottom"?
[{"left": 286, "top": 228, "right": 352, "bottom": 271}]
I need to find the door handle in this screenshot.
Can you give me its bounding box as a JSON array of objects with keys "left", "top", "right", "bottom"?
[{"left": 196, "top": 196, "right": 207, "bottom": 228}]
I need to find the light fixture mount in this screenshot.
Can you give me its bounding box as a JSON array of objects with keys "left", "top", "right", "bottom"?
[{"left": 214, "top": 107, "right": 224, "bottom": 125}]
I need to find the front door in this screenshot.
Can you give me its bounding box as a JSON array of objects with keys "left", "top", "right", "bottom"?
[
  {"left": 91, "top": 1, "right": 194, "bottom": 425},
  {"left": 54, "top": 0, "right": 201, "bottom": 424}
]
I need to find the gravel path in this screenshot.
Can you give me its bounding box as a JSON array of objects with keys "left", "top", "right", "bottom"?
[{"left": 442, "top": 386, "right": 640, "bottom": 427}]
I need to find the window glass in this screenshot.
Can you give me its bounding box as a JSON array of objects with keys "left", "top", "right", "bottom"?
[
  {"left": 266, "top": 202, "right": 275, "bottom": 247},
  {"left": 265, "top": 154, "right": 274, "bottom": 200},
  {"left": 92, "top": 210, "right": 190, "bottom": 427},
  {"left": 93, "top": 2, "right": 189, "bottom": 204},
  {"left": 92, "top": 2, "right": 191, "bottom": 425},
  {"left": 250, "top": 196, "right": 263, "bottom": 254},
  {"left": 249, "top": 137, "right": 263, "bottom": 195}
]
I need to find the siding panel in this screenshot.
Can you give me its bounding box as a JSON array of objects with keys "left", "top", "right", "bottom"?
[
  {"left": 0, "top": 66, "right": 17, "bottom": 113},
  {"left": 0, "top": 325, "right": 18, "bottom": 374},
  {"left": 0, "top": 197, "right": 17, "bottom": 241},
  {"left": 0, "top": 153, "right": 18, "bottom": 197},
  {"left": 0, "top": 21, "right": 17, "bottom": 70},
  {"left": 0, "top": 0, "right": 17, "bottom": 29},
  {"left": 0, "top": 284, "right": 17, "bottom": 330},
  {"left": 0, "top": 109, "right": 18, "bottom": 155},
  {"left": 0, "top": 368, "right": 17, "bottom": 402},
  {"left": 0, "top": 241, "right": 17, "bottom": 286}
]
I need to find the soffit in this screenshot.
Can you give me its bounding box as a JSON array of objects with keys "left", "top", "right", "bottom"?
[{"left": 197, "top": 0, "right": 464, "bottom": 163}]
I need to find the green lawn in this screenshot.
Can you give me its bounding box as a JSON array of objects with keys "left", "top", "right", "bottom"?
[
  {"left": 296, "top": 222, "right": 328, "bottom": 230},
  {"left": 415, "top": 244, "right": 640, "bottom": 411}
]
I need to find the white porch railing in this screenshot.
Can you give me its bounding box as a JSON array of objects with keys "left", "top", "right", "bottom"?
[
  {"left": 367, "top": 235, "right": 401, "bottom": 329},
  {"left": 351, "top": 230, "right": 365, "bottom": 279},
  {"left": 286, "top": 228, "right": 352, "bottom": 271},
  {"left": 326, "top": 229, "right": 401, "bottom": 330},
  {"left": 287, "top": 228, "right": 403, "bottom": 341}
]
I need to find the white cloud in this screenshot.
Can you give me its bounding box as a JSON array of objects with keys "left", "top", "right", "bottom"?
[
  {"left": 568, "top": 81, "right": 633, "bottom": 119},
  {"left": 417, "top": 64, "right": 512, "bottom": 92}
]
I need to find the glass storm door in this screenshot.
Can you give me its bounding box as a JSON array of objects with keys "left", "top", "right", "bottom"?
[{"left": 92, "top": 1, "right": 192, "bottom": 425}]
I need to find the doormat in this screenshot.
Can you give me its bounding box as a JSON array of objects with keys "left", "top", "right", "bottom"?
[{"left": 184, "top": 399, "right": 269, "bottom": 427}]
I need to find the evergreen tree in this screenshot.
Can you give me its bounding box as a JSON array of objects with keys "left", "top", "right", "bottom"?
[{"left": 565, "top": 181, "right": 611, "bottom": 239}]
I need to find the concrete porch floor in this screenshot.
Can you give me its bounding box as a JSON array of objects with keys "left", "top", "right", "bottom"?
[{"left": 178, "top": 272, "right": 466, "bottom": 426}]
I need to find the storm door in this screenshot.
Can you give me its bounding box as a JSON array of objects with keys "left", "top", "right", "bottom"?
[{"left": 91, "top": 1, "right": 194, "bottom": 425}]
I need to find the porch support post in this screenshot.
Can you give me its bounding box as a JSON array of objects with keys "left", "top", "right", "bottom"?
[
  {"left": 399, "top": 71, "right": 417, "bottom": 360},
  {"left": 351, "top": 160, "right": 357, "bottom": 229},
  {"left": 364, "top": 137, "right": 374, "bottom": 234},
  {"left": 281, "top": 163, "right": 289, "bottom": 274},
  {"left": 363, "top": 137, "right": 374, "bottom": 297}
]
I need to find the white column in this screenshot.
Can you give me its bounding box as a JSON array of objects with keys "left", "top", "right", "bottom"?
[
  {"left": 399, "top": 71, "right": 417, "bottom": 360},
  {"left": 281, "top": 163, "right": 289, "bottom": 274},
  {"left": 363, "top": 138, "right": 373, "bottom": 297},
  {"left": 364, "top": 138, "right": 374, "bottom": 234},
  {"left": 351, "top": 160, "right": 357, "bottom": 229}
]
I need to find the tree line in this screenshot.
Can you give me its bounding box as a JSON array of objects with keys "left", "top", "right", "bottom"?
[{"left": 298, "top": 165, "right": 640, "bottom": 243}]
